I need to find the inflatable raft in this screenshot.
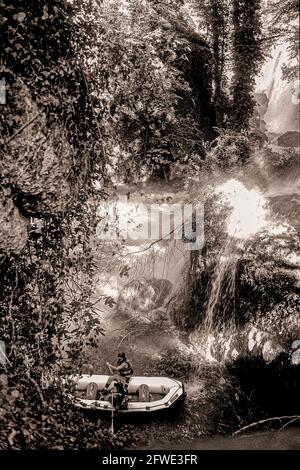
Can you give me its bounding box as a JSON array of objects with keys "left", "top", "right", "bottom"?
[{"left": 73, "top": 375, "right": 185, "bottom": 413}]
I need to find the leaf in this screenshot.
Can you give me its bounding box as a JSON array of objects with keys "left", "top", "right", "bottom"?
[
  {"left": 15, "top": 12, "right": 26, "bottom": 23},
  {"left": 8, "top": 429, "right": 17, "bottom": 447}
]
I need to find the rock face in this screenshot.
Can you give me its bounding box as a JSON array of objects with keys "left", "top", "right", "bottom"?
[
  {"left": 1, "top": 78, "right": 95, "bottom": 256},
  {"left": 0, "top": 80, "right": 86, "bottom": 255},
  {"left": 117, "top": 278, "right": 173, "bottom": 321},
  {"left": 1, "top": 78, "right": 89, "bottom": 217},
  {"left": 189, "top": 327, "right": 298, "bottom": 366},
  {"left": 1, "top": 3, "right": 96, "bottom": 256},
  {"left": 277, "top": 131, "right": 300, "bottom": 147}
]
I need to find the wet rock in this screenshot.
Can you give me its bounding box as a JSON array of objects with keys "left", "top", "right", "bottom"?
[
  {"left": 189, "top": 327, "right": 289, "bottom": 365},
  {"left": 290, "top": 340, "right": 300, "bottom": 365},
  {"left": 291, "top": 349, "right": 300, "bottom": 365},
  {"left": 248, "top": 327, "right": 268, "bottom": 354},
  {"left": 117, "top": 278, "right": 173, "bottom": 319},
  {"left": 278, "top": 131, "right": 300, "bottom": 147},
  {"left": 262, "top": 339, "right": 284, "bottom": 363}
]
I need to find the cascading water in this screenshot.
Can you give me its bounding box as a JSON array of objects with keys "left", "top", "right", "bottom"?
[
  {"left": 201, "top": 180, "right": 267, "bottom": 333},
  {"left": 187, "top": 177, "right": 295, "bottom": 366},
  {"left": 256, "top": 43, "right": 299, "bottom": 135},
  {"left": 204, "top": 245, "right": 238, "bottom": 332}
]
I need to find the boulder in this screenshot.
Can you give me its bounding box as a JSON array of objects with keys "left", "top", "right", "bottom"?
[
  {"left": 262, "top": 339, "right": 284, "bottom": 363},
  {"left": 189, "top": 327, "right": 292, "bottom": 365},
  {"left": 278, "top": 131, "right": 300, "bottom": 147},
  {"left": 290, "top": 340, "right": 300, "bottom": 365},
  {"left": 117, "top": 278, "right": 173, "bottom": 319}
]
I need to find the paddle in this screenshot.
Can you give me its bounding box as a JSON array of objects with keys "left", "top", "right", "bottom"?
[
  {"left": 106, "top": 361, "right": 115, "bottom": 435},
  {"left": 110, "top": 389, "right": 115, "bottom": 436}
]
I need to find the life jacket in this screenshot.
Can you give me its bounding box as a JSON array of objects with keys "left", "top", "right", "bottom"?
[{"left": 119, "top": 360, "right": 133, "bottom": 378}]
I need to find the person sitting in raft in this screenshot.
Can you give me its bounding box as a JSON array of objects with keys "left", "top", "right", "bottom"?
[{"left": 104, "top": 352, "right": 133, "bottom": 392}]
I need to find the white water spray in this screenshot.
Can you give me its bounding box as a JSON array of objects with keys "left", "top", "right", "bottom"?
[{"left": 203, "top": 179, "right": 289, "bottom": 333}]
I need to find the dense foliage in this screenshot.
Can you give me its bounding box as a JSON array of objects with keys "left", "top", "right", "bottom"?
[
  {"left": 0, "top": 0, "right": 298, "bottom": 451},
  {"left": 230, "top": 0, "right": 264, "bottom": 130},
  {"left": 192, "top": 0, "right": 264, "bottom": 131},
  {"left": 70, "top": 0, "right": 213, "bottom": 181},
  {"left": 265, "top": 0, "right": 300, "bottom": 81},
  {"left": 0, "top": 0, "right": 106, "bottom": 449}
]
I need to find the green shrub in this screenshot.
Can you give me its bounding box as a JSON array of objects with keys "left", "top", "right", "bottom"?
[
  {"left": 151, "top": 350, "right": 195, "bottom": 380},
  {"left": 207, "top": 130, "right": 251, "bottom": 170},
  {"left": 0, "top": 378, "right": 137, "bottom": 449},
  {"left": 260, "top": 146, "right": 298, "bottom": 176}
]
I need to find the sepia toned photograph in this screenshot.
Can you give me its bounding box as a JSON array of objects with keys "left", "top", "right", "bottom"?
[{"left": 0, "top": 0, "right": 299, "bottom": 463}]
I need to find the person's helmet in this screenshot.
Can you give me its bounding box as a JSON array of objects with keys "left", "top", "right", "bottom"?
[{"left": 117, "top": 352, "right": 126, "bottom": 364}]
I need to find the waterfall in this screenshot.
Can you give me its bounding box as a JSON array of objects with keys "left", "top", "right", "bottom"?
[
  {"left": 201, "top": 179, "right": 276, "bottom": 333},
  {"left": 204, "top": 242, "right": 238, "bottom": 332},
  {"left": 256, "top": 43, "right": 299, "bottom": 134}
]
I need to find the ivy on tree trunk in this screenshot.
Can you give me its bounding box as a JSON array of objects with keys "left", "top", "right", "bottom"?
[{"left": 230, "top": 0, "right": 264, "bottom": 131}]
